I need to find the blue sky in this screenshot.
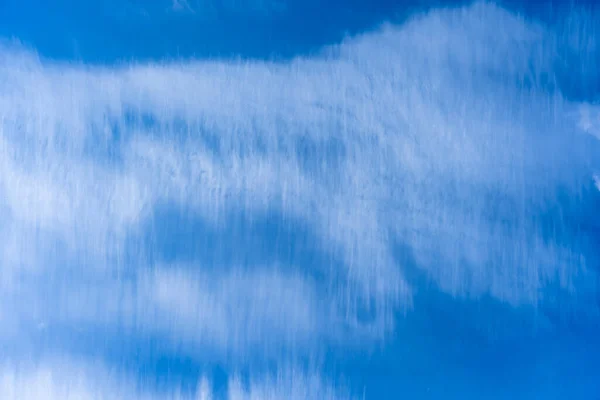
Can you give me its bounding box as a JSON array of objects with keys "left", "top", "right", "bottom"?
[
  {"left": 0, "top": 1, "right": 599, "bottom": 399},
  {"left": 0, "top": 0, "right": 595, "bottom": 62}
]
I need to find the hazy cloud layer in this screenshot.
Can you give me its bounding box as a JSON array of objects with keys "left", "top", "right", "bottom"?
[{"left": 0, "top": 2, "right": 599, "bottom": 398}]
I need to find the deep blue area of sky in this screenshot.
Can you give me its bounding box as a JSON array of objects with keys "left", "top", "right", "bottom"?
[
  {"left": 1, "top": 0, "right": 599, "bottom": 399},
  {"left": 0, "top": 0, "right": 597, "bottom": 63}
]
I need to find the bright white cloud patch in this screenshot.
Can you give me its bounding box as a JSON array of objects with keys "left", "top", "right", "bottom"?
[
  {"left": 0, "top": 359, "right": 149, "bottom": 400},
  {"left": 0, "top": 2, "right": 599, "bottom": 399},
  {"left": 0, "top": 359, "right": 346, "bottom": 400}
]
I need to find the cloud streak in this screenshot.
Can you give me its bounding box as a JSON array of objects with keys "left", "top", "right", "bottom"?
[{"left": 0, "top": 2, "right": 599, "bottom": 398}]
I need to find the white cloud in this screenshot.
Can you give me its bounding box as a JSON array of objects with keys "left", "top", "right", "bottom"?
[
  {"left": 51, "top": 264, "right": 329, "bottom": 354},
  {"left": 1, "top": 0, "right": 596, "bottom": 339},
  {"left": 1, "top": 0, "right": 595, "bottom": 332},
  {"left": 0, "top": 358, "right": 152, "bottom": 400},
  {"left": 0, "top": 2, "right": 599, "bottom": 398},
  {"left": 0, "top": 359, "right": 349, "bottom": 400}
]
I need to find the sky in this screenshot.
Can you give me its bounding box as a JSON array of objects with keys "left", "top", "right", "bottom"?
[{"left": 0, "top": 1, "right": 599, "bottom": 399}]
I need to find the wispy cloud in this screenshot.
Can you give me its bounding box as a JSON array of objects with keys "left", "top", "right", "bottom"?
[
  {"left": 0, "top": 358, "right": 348, "bottom": 400},
  {"left": 171, "top": 0, "right": 195, "bottom": 13},
  {"left": 0, "top": 2, "right": 599, "bottom": 398},
  {"left": 575, "top": 103, "right": 600, "bottom": 140},
  {"left": 0, "top": 358, "right": 151, "bottom": 400}
]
